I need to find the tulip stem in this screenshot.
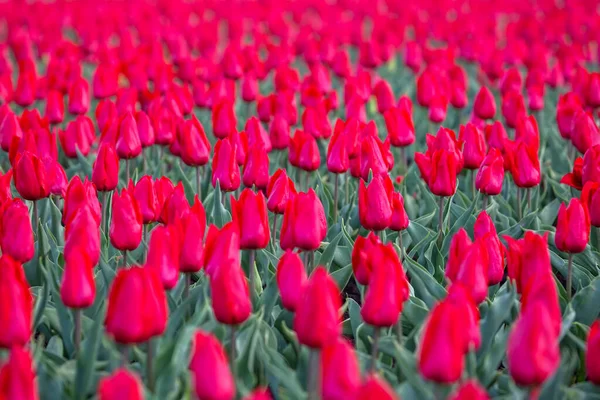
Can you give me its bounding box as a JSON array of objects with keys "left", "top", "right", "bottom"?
[
  {"left": 527, "top": 188, "right": 532, "bottom": 211},
  {"left": 345, "top": 175, "right": 349, "bottom": 204},
  {"left": 305, "top": 171, "right": 311, "bottom": 191},
  {"left": 397, "top": 232, "right": 404, "bottom": 261},
  {"left": 125, "top": 159, "right": 130, "bottom": 183},
  {"left": 369, "top": 327, "right": 381, "bottom": 372},
  {"left": 271, "top": 214, "right": 278, "bottom": 251},
  {"left": 248, "top": 249, "right": 256, "bottom": 304},
  {"left": 516, "top": 188, "right": 522, "bottom": 220},
  {"left": 396, "top": 318, "right": 403, "bottom": 346},
  {"left": 438, "top": 196, "right": 444, "bottom": 232},
  {"left": 120, "top": 345, "right": 130, "bottom": 366},
  {"left": 596, "top": 227, "right": 600, "bottom": 252},
  {"left": 123, "top": 250, "right": 128, "bottom": 267},
  {"left": 471, "top": 170, "right": 476, "bottom": 199},
  {"left": 400, "top": 147, "right": 407, "bottom": 172},
  {"left": 567, "top": 253, "right": 573, "bottom": 301},
  {"left": 147, "top": 340, "right": 155, "bottom": 392},
  {"left": 229, "top": 326, "right": 237, "bottom": 366},
  {"left": 183, "top": 272, "right": 191, "bottom": 300},
  {"left": 482, "top": 195, "right": 488, "bottom": 210},
  {"left": 73, "top": 308, "right": 81, "bottom": 357},
  {"left": 196, "top": 166, "right": 202, "bottom": 200},
  {"left": 101, "top": 191, "right": 109, "bottom": 236},
  {"left": 307, "top": 349, "right": 321, "bottom": 400},
  {"left": 333, "top": 173, "right": 339, "bottom": 223},
  {"left": 32, "top": 200, "right": 38, "bottom": 236}
]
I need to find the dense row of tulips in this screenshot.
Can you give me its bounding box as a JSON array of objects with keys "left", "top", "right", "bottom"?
[{"left": 0, "top": 0, "right": 600, "bottom": 399}]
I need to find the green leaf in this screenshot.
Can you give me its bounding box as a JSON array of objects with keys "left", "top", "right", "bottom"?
[
  {"left": 403, "top": 257, "right": 446, "bottom": 308},
  {"left": 174, "top": 161, "right": 196, "bottom": 204},
  {"left": 211, "top": 180, "right": 231, "bottom": 227},
  {"left": 317, "top": 231, "right": 343, "bottom": 270},
  {"left": 33, "top": 266, "right": 50, "bottom": 331},
  {"left": 74, "top": 306, "right": 104, "bottom": 400},
  {"left": 571, "top": 276, "right": 600, "bottom": 326},
  {"left": 477, "top": 284, "right": 517, "bottom": 358},
  {"left": 330, "top": 263, "right": 353, "bottom": 292}
]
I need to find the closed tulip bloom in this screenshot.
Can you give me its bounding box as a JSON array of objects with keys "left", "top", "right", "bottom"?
[
  {"left": 484, "top": 121, "right": 508, "bottom": 151},
  {"left": 212, "top": 100, "right": 236, "bottom": 139},
  {"left": 506, "top": 141, "right": 541, "bottom": 188},
  {"left": 242, "top": 74, "right": 258, "bottom": 102},
  {"left": 110, "top": 188, "right": 143, "bottom": 251},
  {"left": 242, "top": 146, "right": 270, "bottom": 190},
  {"left": 356, "top": 374, "right": 399, "bottom": 400},
  {"left": 280, "top": 189, "right": 327, "bottom": 251},
  {"left": 203, "top": 222, "right": 241, "bottom": 277},
  {"left": 507, "top": 301, "right": 560, "bottom": 387},
  {"left": 515, "top": 115, "right": 540, "bottom": 151},
  {"left": 302, "top": 105, "right": 331, "bottom": 140},
  {"left": 556, "top": 92, "right": 582, "bottom": 139},
  {"left": 232, "top": 189, "right": 270, "bottom": 249},
  {"left": 229, "top": 130, "right": 248, "bottom": 166},
  {"left": 476, "top": 149, "right": 504, "bottom": 195},
  {"left": 473, "top": 212, "right": 504, "bottom": 285},
  {"left": 294, "top": 267, "right": 341, "bottom": 348},
  {"left": 416, "top": 69, "right": 436, "bottom": 107},
  {"left": 180, "top": 117, "right": 211, "bottom": 167},
  {"left": 0, "top": 169, "right": 12, "bottom": 204},
  {"left": 501, "top": 90, "right": 527, "bottom": 129},
  {"left": 189, "top": 330, "right": 235, "bottom": 400},
  {"left": 266, "top": 169, "right": 297, "bottom": 214},
  {"left": 159, "top": 183, "right": 190, "bottom": 227},
  {"left": 587, "top": 73, "right": 600, "bottom": 108},
  {"left": 326, "top": 125, "right": 349, "bottom": 174},
  {"left": 96, "top": 99, "right": 117, "bottom": 133},
  {"left": 358, "top": 175, "right": 394, "bottom": 231},
  {"left": 136, "top": 110, "right": 155, "bottom": 148},
  {"left": 581, "top": 182, "right": 600, "bottom": 227},
  {"left": 45, "top": 90, "right": 64, "bottom": 124},
  {"left": 178, "top": 197, "right": 206, "bottom": 273},
  {"left": 0, "top": 347, "right": 38, "bottom": 400},
  {"left": 62, "top": 176, "right": 102, "bottom": 227},
  {"left": 210, "top": 261, "right": 251, "bottom": 325},
  {"left": 572, "top": 110, "right": 600, "bottom": 154},
  {"left": 14, "top": 151, "right": 49, "bottom": 201},
  {"left": 361, "top": 243, "right": 409, "bottom": 327},
  {"left": 321, "top": 338, "right": 361, "bottom": 400},
  {"left": 0, "top": 112, "right": 23, "bottom": 152},
  {"left": 587, "top": 320, "right": 600, "bottom": 384},
  {"left": 352, "top": 233, "right": 381, "bottom": 285},
  {"left": 429, "top": 149, "right": 458, "bottom": 196},
  {"left": 373, "top": 80, "right": 395, "bottom": 114},
  {"left": 60, "top": 250, "right": 96, "bottom": 309},
  {"left": 0, "top": 199, "right": 33, "bottom": 263},
  {"left": 93, "top": 64, "right": 118, "bottom": 99},
  {"left": 68, "top": 77, "right": 90, "bottom": 115},
  {"left": 582, "top": 146, "right": 600, "bottom": 186},
  {"left": 289, "top": 129, "right": 320, "bottom": 172},
  {"left": 473, "top": 86, "right": 496, "bottom": 120},
  {"left": 147, "top": 225, "right": 180, "bottom": 290},
  {"left": 64, "top": 206, "right": 101, "bottom": 268},
  {"left": 359, "top": 133, "right": 394, "bottom": 181},
  {"left": 520, "top": 271, "right": 562, "bottom": 339},
  {"left": 448, "top": 380, "right": 489, "bottom": 400},
  {"left": 561, "top": 157, "right": 583, "bottom": 190},
  {"left": 445, "top": 228, "right": 473, "bottom": 282},
  {"left": 98, "top": 369, "right": 143, "bottom": 400},
  {"left": 0, "top": 255, "right": 32, "bottom": 348},
  {"left": 276, "top": 250, "right": 307, "bottom": 312},
  {"left": 555, "top": 198, "right": 590, "bottom": 253},
  {"left": 384, "top": 106, "right": 415, "bottom": 148},
  {"left": 212, "top": 138, "right": 240, "bottom": 192},
  {"left": 105, "top": 267, "right": 168, "bottom": 344},
  {"left": 269, "top": 115, "right": 290, "bottom": 150},
  {"left": 14, "top": 68, "right": 36, "bottom": 107},
  {"left": 60, "top": 116, "right": 95, "bottom": 158},
  {"left": 116, "top": 112, "right": 142, "bottom": 159},
  {"left": 390, "top": 192, "right": 410, "bottom": 231},
  {"left": 453, "top": 239, "right": 489, "bottom": 304},
  {"left": 92, "top": 143, "right": 119, "bottom": 192},
  {"left": 459, "top": 123, "right": 486, "bottom": 169}
]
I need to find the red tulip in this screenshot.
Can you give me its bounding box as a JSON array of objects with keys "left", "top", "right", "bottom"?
[
  {"left": 505, "top": 140, "right": 540, "bottom": 188},
  {"left": 266, "top": 169, "right": 297, "bottom": 214},
  {"left": 473, "top": 212, "right": 505, "bottom": 285},
  {"left": 13, "top": 151, "right": 50, "bottom": 201},
  {"left": 242, "top": 146, "right": 270, "bottom": 190},
  {"left": 415, "top": 149, "right": 458, "bottom": 197},
  {"left": 448, "top": 380, "right": 489, "bottom": 400},
  {"left": 93, "top": 64, "right": 118, "bottom": 99},
  {"left": 452, "top": 239, "right": 489, "bottom": 304},
  {"left": 587, "top": 320, "right": 600, "bottom": 384},
  {"left": 280, "top": 189, "right": 327, "bottom": 251},
  {"left": 160, "top": 183, "right": 190, "bottom": 226},
  {"left": 178, "top": 196, "right": 206, "bottom": 273},
  {"left": 294, "top": 266, "right": 341, "bottom": 348},
  {"left": 60, "top": 250, "right": 96, "bottom": 309},
  {"left": 459, "top": 123, "right": 486, "bottom": 169},
  {"left": 556, "top": 92, "right": 582, "bottom": 139},
  {"left": 14, "top": 67, "right": 36, "bottom": 108},
  {"left": 210, "top": 260, "right": 251, "bottom": 325},
  {"left": 212, "top": 138, "right": 240, "bottom": 192},
  {"left": 352, "top": 232, "right": 382, "bottom": 285},
  {"left": 445, "top": 228, "right": 473, "bottom": 285},
  {"left": 0, "top": 169, "right": 12, "bottom": 205},
  {"left": 60, "top": 115, "right": 95, "bottom": 158},
  {"left": 358, "top": 175, "right": 394, "bottom": 231},
  {"left": 361, "top": 243, "right": 409, "bottom": 327},
  {"left": 327, "top": 123, "right": 349, "bottom": 174},
  {"left": 484, "top": 121, "right": 508, "bottom": 151},
  {"left": 269, "top": 115, "right": 290, "bottom": 150},
  {"left": 230, "top": 130, "right": 248, "bottom": 166},
  {"left": 276, "top": 250, "right": 307, "bottom": 312},
  {"left": 96, "top": 100, "right": 117, "bottom": 133},
  {"left": 473, "top": 86, "right": 496, "bottom": 120},
  {"left": 356, "top": 374, "right": 399, "bottom": 400},
  {"left": 587, "top": 72, "right": 600, "bottom": 108},
  {"left": 359, "top": 134, "right": 394, "bottom": 181},
  {"left": 475, "top": 149, "right": 504, "bottom": 196},
  {"left": 147, "top": 225, "right": 180, "bottom": 290},
  {"left": 555, "top": 198, "right": 590, "bottom": 254},
  {"left": 64, "top": 205, "right": 101, "bottom": 268},
  {"left": 0, "top": 199, "right": 34, "bottom": 263},
  {"left": 321, "top": 338, "right": 361, "bottom": 400},
  {"left": 373, "top": 80, "right": 395, "bottom": 114},
  {"left": 62, "top": 176, "right": 102, "bottom": 227},
  {"left": 203, "top": 222, "right": 241, "bottom": 278},
  {"left": 501, "top": 90, "right": 527, "bottom": 129},
  {"left": 390, "top": 192, "right": 410, "bottom": 231},
  {"left": 581, "top": 182, "right": 600, "bottom": 227},
  {"left": 110, "top": 188, "right": 143, "bottom": 251},
  {"left": 0, "top": 347, "right": 38, "bottom": 400},
  {"left": 212, "top": 99, "right": 237, "bottom": 139},
  {"left": 231, "top": 189, "right": 270, "bottom": 249},
  {"left": 189, "top": 330, "right": 235, "bottom": 400},
  {"left": 504, "top": 231, "right": 552, "bottom": 294},
  {"left": 45, "top": 90, "right": 64, "bottom": 124},
  {"left": 384, "top": 106, "right": 415, "bottom": 148},
  {"left": 507, "top": 301, "right": 560, "bottom": 387},
  {"left": 242, "top": 74, "right": 259, "bottom": 103},
  {"left": 135, "top": 110, "right": 155, "bottom": 148},
  {"left": 289, "top": 129, "right": 320, "bottom": 172},
  {"left": 572, "top": 110, "right": 600, "bottom": 154},
  {"left": 105, "top": 267, "right": 168, "bottom": 344},
  {"left": 243, "top": 388, "right": 271, "bottom": 400},
  {"left": 180, "top": 116, "right": 211, "bottom": 167},
  {"left": 116, "top": 112, "right": 142, "bottom": 159},
  {"left": 68, "top": 77, "right": 90, "bottom": 116},
  {"left": 92, "top": 143, "right": 119, "bottom": 192},
  {"left": 583, "top": 145, "right": 600, "bottom": 186},
  {"left": 98, "top": 369, "right": 143, "bottom": 400},
  {"left": 0, "top": 112, "right": 23, "bottom": 152},
  {"left": 561, "top": 157, "right": 583, "bottom": 190},
  {"left": 0, "top": 255, "right": 32, "bottom": 348},
  {"left": 515, "top": 115, "right": 540, "bottom": 151}
]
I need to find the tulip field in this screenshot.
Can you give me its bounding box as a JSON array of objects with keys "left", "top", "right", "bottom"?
[{"left": 2, "top": 0, "right": 600, "bottom": 399}]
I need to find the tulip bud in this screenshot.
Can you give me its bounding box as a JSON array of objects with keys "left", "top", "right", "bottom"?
[
  {"left": 92, "top": 143, "right": 119, "bottom": 192},
  {"left": 45, "top": 90, "right": 64, "bottom": 124},
  {"left": 180, "top": 117, "right": 211, "bottom": 167},
  {"left": 110, "top": 188, "right": 143, "bottom": 251},
  {"left": 555, "top": 198, "right": 590, "bottom": 254},
  {"left": 581, "top": 182, "right": 600, "bottom": 227},
  {"left": 459, "top": 123, "right": 486, "bottom": 169},
  {"left": 212, "top": 138, "right": 241, "bottom": 192},
  {"left": 448, "top": 380, "right": 489, "bottom": 400},
  {"left": 178, "top": 197, "right": 206, "bottom": 273},
  {"left": 232, "top": 189, "right": 270, "bottom": 249},
  {"left": 505, "top": 140, "right": 540, "bottom": 188},
  {"left": 356, "top": 374, "right": 399, "bottom": 400},
  {"left": 352, "top": 233, "right": 381, "bottom": 285},
  {"left": 384, "top": 106, "right": 415, "bottom": 148},
  {"left": 60, "top": 250, "right": 96, "bottom": 309},
  {"left": 289, "top": 129, "right": 320, "bottom": 172},
  {"left": 556, "top": 92, "right": 582, "bottom": 140},
  {"left": 210, "top": 260, "right": 251, "bottom": 325},
  {"left": 62, "top": 176, "right": 102, "bottom": 227},
  {"left": 280, "top": 189, "right": 327, "bottom": 251},
  {"left": 203, "top": 222, "right": 241, "bottom": 277},
  {"left": 358, "top": 175, "right": 394, "bottom": 231},
  {"left": 501, "top": 90, "right": 527, "bottom": 129},
  {"left": 0, "top": 254, "right": 32, "bottom": 348},
  {"left": 159, "top": 182, "right": 190, "bottom": 227},
  {"left": 212, "top": 100, "right": 237, "bottom": 139},
  {"left": 390, "top": 192, "right": 410, "bottom": 231},
  {"left": 116, "top": 112, "right": 142, "bottom": 159},
  {"left": 361, "top": 243, "right": 409, "bottom": 327},
  {"left": 515, "top": 115, "right": 540, "bottom": 151},
  {"left": 98, "top": 369, "right": 144, "bottom": 400},
  {"left": 266, "top": 169, "right": 296, "bottom": 214},
  {"left": 0, "top": 169, "right": 12, "bottom": 205},
  {"left": 453, "top": 239, "right": 490, "bottom": 304},
  {"left": 242, "top": 146, "right": 270, "bottom": 190},
  {"left": 587, "top": 320, "right": 600, "bottom": 384},
  {"left": 93, "top": 64, "right": 118, "bottom": 99},
  {"left": 429, "top": 149, "right": 458, "bottom": 196},
  {"left": 243, "top": 389, "right": 271, "bottom": 400},
  {"left": 0, "top": 112, "right": 23, "bottom": 152},
  {"left": 14, "top": 151, "right": 50, "bottom": 201},
  {"left": 269, "top": 115, "right": 290, "bottom": 150},
  {"left": 189, "top": 330, "right": 235, "bottom": 400},
  {"left": 321, "top": 338, "right": 361, "bottom": 400},
  {"left": 327, "top": 124, "right": 350, "bottom": 174},
  {"left": 0, "top": 347, "right": 38, "bottom": 400},
  {"left": 507, "top": 301, "right": 560, "bottom": 386},
  {"left": 105, "top": 267, "right": 168, "bottom": 344},
  {"left": 60, "top": 116, "right": 95, "bottom": 158},
  {"left": 64, "top": 205, "right": 101, "bottom": 268},
  {"left": 294, "top": 267, "right": 341, "bottom": 348},
  {"left": 475, "top": 149, "right": 504, "bottom": 196},
  {"left": 572, "top": 110, "right": 600, "bottom": 155},
  {"left": 68, "top": 77, "right": 90, "bottom": 116},
  {"left": 484, "top": 121, "right": 508, "bottom": 151},
  {"left": 146, "top": 225, "right": 180, "bottom": 290},
  {"left": 276, "top": 250, "right": 307, "bottom": 312},
  {"left": 445, "top": 228, "right": 473, "bottom": 284},
  {"left": 96, "top": 99, "right": 117, "bottom": 133},
  {"left": 473, "top": 86, "right": 496, "bottom": 120},
  {"left": 359, "top": 133, "right": 394, "bottom": 181},
  {"left": 473, "top": 212, "right": 504, "bottom": 285},
  {"left": 0, "top": 199, "right": 34, "bottom": 263}
]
